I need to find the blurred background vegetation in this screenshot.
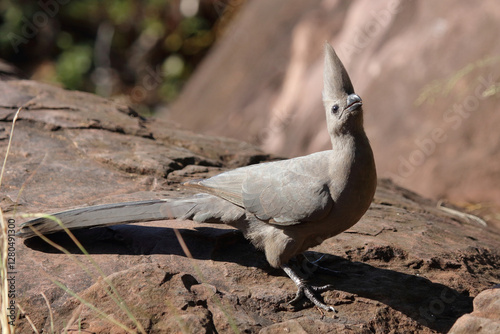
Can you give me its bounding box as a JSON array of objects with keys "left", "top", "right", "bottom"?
[{"left": 0, "top": 0, "right": 244, "bottom": 114}]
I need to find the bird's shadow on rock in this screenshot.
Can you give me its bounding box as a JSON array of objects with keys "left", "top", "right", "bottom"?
[
  {"left": 23, "top": 224, "right": 273, "bottom": 270},
  {"left": 23, "top": 225, "right": 471, "bottom": 332}
]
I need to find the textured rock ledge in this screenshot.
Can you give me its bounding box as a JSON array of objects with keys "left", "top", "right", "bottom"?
[{"left": 1, "top": 80, "right": 499, "bottom": 333}]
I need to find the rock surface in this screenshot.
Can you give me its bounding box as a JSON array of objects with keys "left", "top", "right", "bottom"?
[
  {"left": 164, "top": 0, "right": 500, "bottom": 214},
  {"left": 448, "top": 286, "right": 500, "bottom": 334},
  {"left": 1, "top": 80, "right": 500, "bottom": 333}
]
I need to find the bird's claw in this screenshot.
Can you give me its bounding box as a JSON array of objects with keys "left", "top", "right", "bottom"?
[
  {"left": 289, "top": 282, "right": 337, "bottom": 312},
  {"left": 282, "top": 263, "right": 337, "bottom": 313}
]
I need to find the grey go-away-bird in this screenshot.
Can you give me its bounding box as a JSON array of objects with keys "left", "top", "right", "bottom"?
[{"left": 19, "top": 43, "right": 377, "bottom": 312}]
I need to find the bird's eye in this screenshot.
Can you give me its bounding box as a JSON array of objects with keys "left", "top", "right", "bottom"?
[{"left": 331, "top": 105, "right": 339, "bottom": 114}]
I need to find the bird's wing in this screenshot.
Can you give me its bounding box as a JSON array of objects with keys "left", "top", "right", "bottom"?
[{"left": 185, "top": 154, "right": 334, "bottom": 225}]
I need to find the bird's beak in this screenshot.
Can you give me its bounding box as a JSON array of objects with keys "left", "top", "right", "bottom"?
[{"left": 346, "top": 94, "right": 362, "bottom": 112}]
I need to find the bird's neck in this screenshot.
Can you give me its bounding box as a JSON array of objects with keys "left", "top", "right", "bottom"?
[
  {"left": 331, "top": 111, "right": 365, "bottom": 137},
  {"left": 330, "top": 125, "right": 368, "bottom": 150}
]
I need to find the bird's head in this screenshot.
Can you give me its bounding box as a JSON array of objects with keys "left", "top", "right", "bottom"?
[{"left": 322, "top": 43, "right": 364, "bottom": 137}]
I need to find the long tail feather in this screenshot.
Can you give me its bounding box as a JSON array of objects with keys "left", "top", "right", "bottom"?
[
  {"left": 19, "top": 199, "right": 186, "bottom": 238},
  {"left": 18, "top": 194, "right": 246, "bottom": 238}
]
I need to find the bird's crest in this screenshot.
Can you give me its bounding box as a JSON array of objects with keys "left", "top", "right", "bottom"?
[{"left": 323, "top": 43, "right": 355, "bottom": 100}]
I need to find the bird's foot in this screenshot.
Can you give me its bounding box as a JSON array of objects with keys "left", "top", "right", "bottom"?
[
  {"left": 281, "top": 264, "right": 337, "bottom": 312},
  {"left": 290, "top": 282, "right": 336, "bottom": 312}
]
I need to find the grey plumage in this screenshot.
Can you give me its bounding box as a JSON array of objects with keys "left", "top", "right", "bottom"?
[{"left": 19, "top": 43, "right": 377, "bottom": 312}]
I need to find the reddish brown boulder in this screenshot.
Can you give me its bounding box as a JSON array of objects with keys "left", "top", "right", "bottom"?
[
  {"left": 1, "top": 80, "right": 499, "bottom": 333},
  {"left": 448, "top": 287, "right": 500, "bottom": 334}
]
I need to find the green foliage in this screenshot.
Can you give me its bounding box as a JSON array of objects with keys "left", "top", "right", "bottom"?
[
  {"left": 56, "top": 44, "right": 93, "bottom": 90},
  {"left": 0, "top": 0, "right": 239, "bottom": 109}
]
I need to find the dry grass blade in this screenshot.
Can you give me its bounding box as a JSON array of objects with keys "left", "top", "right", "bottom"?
[
  {"left": 41, "top": 292, "right": 55, "bottom": 334},
  {"left": 50, "top": 279, "right": 135, "bottom": 333},
  {"left": 0, "top": 107, "right": 22, "bottom": 190},
  {"left": 16, "top": 304, "right": 38, "bottom": 334},
  {"left": 437, "top": 201, "right": 487, "bottom": 227}
]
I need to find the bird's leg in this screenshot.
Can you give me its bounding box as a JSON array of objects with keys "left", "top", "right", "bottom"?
[
  {"left": 281, "top": 263, "right": 337, "bottom": 312},
  {"left": 297, "top": 253, "right": 343, "bottom": 277}
]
